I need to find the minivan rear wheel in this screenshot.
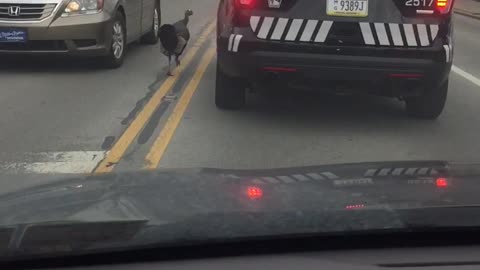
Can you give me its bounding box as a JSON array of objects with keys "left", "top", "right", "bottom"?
[{"left": 103, "top": 11, "right": 126, "bottom": 69}]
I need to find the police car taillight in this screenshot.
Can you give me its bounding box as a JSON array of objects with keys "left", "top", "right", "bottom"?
[
  {"left": 236, "top": 0, "right": 256, "bottom": 9},
  {"left": 436, "top": 0, "right": 453, "bottom": 14},
  {"left": 234, "top": 0, "right": 256, "bottom": 26}
]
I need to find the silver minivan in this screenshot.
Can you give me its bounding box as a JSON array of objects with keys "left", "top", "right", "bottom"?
[{"left": 0, "top": 0, "right": 161, "bottom": 67}]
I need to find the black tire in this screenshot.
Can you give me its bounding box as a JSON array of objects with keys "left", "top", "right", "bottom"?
[
  {"left": 215, "top": 62, "right": 246, "bottom": 110},
  {"left": 103, "top": 11, "right": 126, "bottom": 69},
  {"left": 141, "top": 2, "right": 161, "bottom": 44},
  {"left": 405, "top": 80, "right": 449, "bottom": 119}
]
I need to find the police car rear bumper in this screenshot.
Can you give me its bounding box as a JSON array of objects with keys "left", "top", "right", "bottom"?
[{"left": 218, "top": 49, "right": 451, "bottom": 94}]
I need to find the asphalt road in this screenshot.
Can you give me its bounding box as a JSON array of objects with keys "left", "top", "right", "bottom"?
[{"left": 0, "top": 1, "right": 480, "bottom": 193}]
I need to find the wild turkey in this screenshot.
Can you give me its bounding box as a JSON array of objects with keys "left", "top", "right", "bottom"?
[{"left": 159, "top": 9, "right": 194, "bottom": 76}]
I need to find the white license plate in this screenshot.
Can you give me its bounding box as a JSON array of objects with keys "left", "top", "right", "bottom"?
[{"left": 327, "top": 0, "right": 369, "bottom": 17}]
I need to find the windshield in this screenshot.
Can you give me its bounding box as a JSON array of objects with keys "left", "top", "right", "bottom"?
[{"left": 0, "top": 0, "right": 479, "bottom": 261}]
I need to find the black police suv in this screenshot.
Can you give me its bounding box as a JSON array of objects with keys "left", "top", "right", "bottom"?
[{"left": 216, "top": 0, "right": 454, "bottom": 118}]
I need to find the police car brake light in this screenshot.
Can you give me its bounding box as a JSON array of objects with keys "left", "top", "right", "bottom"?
[
  {"left": 436, "top": 0, "right": 453, "bottom": 14},
  {"left": 236, "top": 0, "right": 256, "bottom": 8}
]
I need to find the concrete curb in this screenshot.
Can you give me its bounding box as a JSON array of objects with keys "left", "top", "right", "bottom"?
[{"left": 454, "top": 8, "right": 480, "bottom": 20}]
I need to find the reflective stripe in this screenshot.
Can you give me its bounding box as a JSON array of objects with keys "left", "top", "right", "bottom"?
[
  {"left": 300, "top": 20, "right": 318, "bottom": 42},
  {"left": 389, "top": 23, "right": 404, "bottom": 46},
  {"left": 314, "top": 20, "right": 332, "bottom": 43},
  {"left": 252, "top": 17, "right": 436, "bottom": 47},
  {"left": 306, "top": 173, "right": 325, "bottom": 180},
  {"left": 292, "top": 174, "right": 310, "bottom": 181},
  {"left": 257, "top": 17, "right": 274, "bottom": 39},
  {"left": 270, "top": 18, "right": 288, "bottom": 40},
  {"left": 250, "top": 16, "right": 260, "bottom": 32},
  {"left": 444, "top": 44, "right": 450, "bottom": 62},
  {"left": 278, "top": 176, "right": 296, "bottom": 183},
  {"left": 417, "top": 24, "right": 429, "bottom": 46},
  {"left": 322, "top": 172, "right": 339, "bottom": 179},
  {"left": 228, "top": 34, "right": 235, "bottom": 51},
  {"left": 378, "top": 168, "right": 392, "bottom": 176},
  {"left": 285, "top": 19, "right": 303, "bottom": 41},
  {"left": 359, "top": 22, "right": 375, "bottom": 45},
  {"left": 405, "top": 168, "right": 418, "bottom": 175},
  {"left": 417, "top": 9, "right": 434, "bottom": 14},
  {"left": 263, "top": 177, "right": 281, "bottom": 184},
  {"left": 374, "top": 23, "right": 389, "bottom": 46},
  {"left": 418, "top": 168, "right": 430, "bottom": 175},
  {"left": 392, "top": 168, "right": 405, "bottom": 176},
  {"left": 232, "top": 35, "right": 242, "bottom": 52},
  {"left": 430, "top": 24, "right": 439, "bottom": 41},
  {"left": 364, "top": 169, "right": 377, "bottom": 177},
  {"left": 403, "top": 24, "right": 417, "bottom": 46}
]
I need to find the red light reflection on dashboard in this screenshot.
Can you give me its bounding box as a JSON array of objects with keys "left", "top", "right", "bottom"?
[
  {"left": 436, "top": 178, "right": 448, "bottom": 188},
  {"left": 247, "top": 186, "right": 263, "bottom": 200}
]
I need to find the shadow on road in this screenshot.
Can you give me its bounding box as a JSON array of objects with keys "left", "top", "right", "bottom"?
[
  {"left": 206, "top": 62, "right": 441, "bottom": 125},
  {"left": 244, "top": 88, "right": 408, "bottom": 122}
]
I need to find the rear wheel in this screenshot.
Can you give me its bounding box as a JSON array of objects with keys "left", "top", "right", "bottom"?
[
  {"left": 405, "top": 80, "right": 448, "bottom": 119},
  {"left": 215, "top": 62, "right": 246, "bottom": 110},
  {"left": 141, "top": 3, "right": 161, "bottom": 44},
  {"left": 102, "top": 11, "right": 126, "bottom": 69}
]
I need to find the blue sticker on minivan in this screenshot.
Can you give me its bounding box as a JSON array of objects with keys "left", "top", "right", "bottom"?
[{"left": 0, "top": 29, "right": 27, "bottom": 43}]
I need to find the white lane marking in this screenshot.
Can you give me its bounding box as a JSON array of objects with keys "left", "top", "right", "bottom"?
[
  {"left": 257, "top": 17, "right": 274, "bottom": 39},
  {"left": 250, "top": 16, "right": 260, "bottom": 32},
  {"left": 0, "top": 151, "right": 107, "bottom": 174},
  {"left": 232, "top": 34, "right": 242, "bottom": 52},
  {"left": 228, "top": 34, "right": 235, "bottom": 51},
  {"left": 300, "top": 19, "right": 318, "bottom": 42},
  {"left": 374, "top": 23, "right": 389, "bottom": 46},
  {"left": 417, "top": 24, "right": 429, "bottom": 46},
  {"left": 270, "top": 18, "right": 289, "bottom": 40},
  {"left": 430, "top": 24, "right": 439, "bottom": 41},
  {"left": 452, "top": 66, "right": 480, "bottom": 87},
  {"left": 285, "top": 19, "right": 303, "bottom": 41},
  {"left": 389, "top": 23, "right": 404, "bottom": 46},
  {"left": 403, "top": 24, "right": 417, "bottom": 46},
  {"left": 314, "top": 20, "right": 333, "bottom": 43},
  {"left": 359, "top": 22, "right": 375, "bottom": 45}
]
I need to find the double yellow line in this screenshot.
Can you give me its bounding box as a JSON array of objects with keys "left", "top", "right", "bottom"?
[
  {"left": 94, "top": 22, "right": 216, "bottom": 173},
  {"left": 144, "top": 49, "right": 216, "bottom": 169}
]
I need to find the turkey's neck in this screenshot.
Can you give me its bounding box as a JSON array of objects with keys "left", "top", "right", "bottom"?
[{"left": 183, "top": 15, "right": 189, "bottom": 26}]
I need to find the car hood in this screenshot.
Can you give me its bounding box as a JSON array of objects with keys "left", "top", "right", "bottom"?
[{"left": 1, "top": 160, "right": 480, "bottom": 258}]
